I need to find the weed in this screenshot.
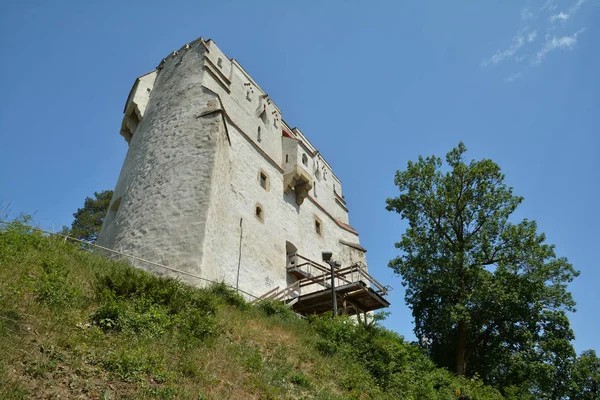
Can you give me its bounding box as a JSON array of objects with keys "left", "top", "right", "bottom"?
[
  {"left": 103, "top": 347, "right": 170, "bottom": 383},
  {"left": 290, "top": 372, "right": 311, "bottom": 387},
  {"left": 36, "top": 257, "right": 81, "bottom": 307}
]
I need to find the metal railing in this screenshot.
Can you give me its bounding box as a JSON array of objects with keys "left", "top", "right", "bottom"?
[{"left": 0, "top": 220, "right": 259, "bottom": 300}]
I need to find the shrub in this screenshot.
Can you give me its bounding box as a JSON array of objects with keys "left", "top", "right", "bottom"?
[
  {"left": 209, "top": 282, "right": 248, "bottom": 309},
  {"left": 35, "top": 257, "right": 81, "bottom": 307},
  {"left": 255, "top": 299, "right": 297, "bottom": 320},
  {"left": 91, "top": 263, "right": 219, "bottom": 341}
]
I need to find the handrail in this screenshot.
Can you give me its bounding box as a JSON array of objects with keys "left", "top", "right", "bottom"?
[
  {"left": 0, "top": 220, "right": 261, "bottom": 300},
  {"left": 287, "top": 254, "right": 389, "bottom": 297},
  {"left": 250, "top": 286, "right": 280, "bottom": 304}
]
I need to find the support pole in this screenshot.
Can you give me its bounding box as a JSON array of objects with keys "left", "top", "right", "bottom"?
[
  {"left": 329, "top": 260, "right": 338, "bottom": 316},
  {"left": 236, "top": 218, "right": 243, "bottom": 293}
]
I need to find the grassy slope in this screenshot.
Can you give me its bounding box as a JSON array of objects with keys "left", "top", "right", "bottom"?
[{"left": 0, "top": 221, "right": 504, "bottom": 399}]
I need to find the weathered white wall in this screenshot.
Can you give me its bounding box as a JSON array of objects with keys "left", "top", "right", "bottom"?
[{"left": 98, "top": 44, "right": 223, "bottom": 284}]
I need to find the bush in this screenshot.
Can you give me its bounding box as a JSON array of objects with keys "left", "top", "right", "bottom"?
[
  {"left": 92, "top": 262, "right": 219, "bottom": 341},
  {"left": 209, "top": 282, "right": 248, "bottom": 309},
  {"left": 308, "top": 314, "right": 504, "bottom": 399},
  {"left": 255, "top": 299, "right": 297, "bottom": 320},
  {"left": 35, "top": 257, "right": 81, "bottom": 308}
]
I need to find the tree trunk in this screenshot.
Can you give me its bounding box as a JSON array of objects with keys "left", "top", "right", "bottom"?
[{"left": 456, "top": 319, "right": 467, "bottom": 375}]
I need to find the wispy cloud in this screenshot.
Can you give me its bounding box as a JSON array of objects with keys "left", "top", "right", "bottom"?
[
  {"left": 482, "top": 0, "right": 590, "bottom": 81},
  {"left": 531, "top": 28, "right": 586, "bottom": 65},
  {"left": 528, "top": 30, "right": 539, "bottom": 42},
  {"left": 481, "top": 35, "right": 526, "bottom": 67},
  {"left": 550, "top": 11, "right": 570, "bottom": 22},
  {"left": 505, "top": 72, "right": 524, "bottom": 82},
  {"left": 550, "top": 0, "right": 588, "bottom": 24},
  {"left": 541, "top": 0, "right": 558, "bottom": 11},
  {"left": 522, "top": 7, "right": 535, "bottom": 21},
  {"left": 481, "top": 29, "right": 538, "bottom": 67}
]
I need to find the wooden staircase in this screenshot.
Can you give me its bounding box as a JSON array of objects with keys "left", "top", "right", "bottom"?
[{"left": 252, "top": 254, "right": 391, "bottom": 316}]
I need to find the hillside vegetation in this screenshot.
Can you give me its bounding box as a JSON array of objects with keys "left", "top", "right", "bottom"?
[{"left": 0, "top": 219, "right": 504, "bottom": 399}]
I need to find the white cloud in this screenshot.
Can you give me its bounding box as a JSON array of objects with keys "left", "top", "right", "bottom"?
[
  {"left": 505, "top": 72, "right": 524, "bottom": 82},
  {"left": 481, "top": 29, "right": 538, "bottom": 67},
  {"left": 521, "top": 7, "right": 535, "bottom": 21},
  {"left": 531, "top": 28, "right": 586, "bottom": 65},
  {"left": 541, "top": 0, "right": 558, "bottom": 11},
  {"left": 550, "top": 12, "right": 570, "bottom": 22},
  {"left": 482, "top": 1, "right": 590, "bottom": 80},
  {"left": 481, "top": 35, "right": 526, "bottom": 66},
  {"left": 549, "top": 0, "right": 588, "bottom": 23},
  {"left": 528, "top": 30, "right": 538, "bottom": 42},
  {"left": 571, "top": 0, "right": 588, "bottom": 14}
]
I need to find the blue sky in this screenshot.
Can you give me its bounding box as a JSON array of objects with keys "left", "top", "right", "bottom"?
[{"left": 1, "top": 0, "right": 598, "bottom": 353}]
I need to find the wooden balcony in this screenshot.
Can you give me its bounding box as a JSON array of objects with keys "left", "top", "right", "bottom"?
[{"left": 254, "top": 254, "right": 391, "bottom": 317}]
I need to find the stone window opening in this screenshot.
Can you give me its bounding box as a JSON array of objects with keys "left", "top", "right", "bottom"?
[
  {"left": 260, "top": 110, "right": 268, "bottom": 125},
  {"left": 257, "top": 126, "right": 262, "bottom": 143},
  {"left": 313, "top": 181, "right": 317, "bottom": 197},
  {"left": 285, "top": 154, "right": 289, "bottom": 163},
  {"left": 217, "top": 57, "right": 223, "bottom": 68},
  {"left": 255, "top": 204, "right": 264, "bottom": 222},
  {"left": 258, "top": 170, "right": 270, "bottom": 191},
  {"left": 314, "top": 216, "right": 323, "bottom": 236},
  {"left": 302, "top": 153, "right": 308, "bottom": 167}
]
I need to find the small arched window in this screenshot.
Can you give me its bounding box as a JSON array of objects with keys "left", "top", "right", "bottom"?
[
  {"left": 257, "top": 126, "right": 262, "bottom": 143},
  {"left": 302, "top": 153, "right": 308, "bottom": 166}
]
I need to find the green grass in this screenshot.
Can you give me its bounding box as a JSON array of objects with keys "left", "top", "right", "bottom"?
[{"left": 0, "top": 219, "right": 504, "bottom": 399}]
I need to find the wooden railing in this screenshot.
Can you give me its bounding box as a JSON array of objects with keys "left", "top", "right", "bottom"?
[
  {"left": 253, "top": 254, "right": 390, "bottom": 306},
  {"left": 286, "top": 254, "right": 389, "bottom": 297}
]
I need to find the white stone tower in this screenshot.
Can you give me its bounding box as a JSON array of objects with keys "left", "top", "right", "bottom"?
[{"left": 98, "top": 37, "right": 389, "bottom": 314}]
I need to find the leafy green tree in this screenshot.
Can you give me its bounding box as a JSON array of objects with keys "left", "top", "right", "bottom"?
[
  {"left": 385, "top": 143, "right": 579, "bottom": 391},
  {"left": 569, "top": 350, "right": 600, "bottom": 399},
  {"left": 63, "top": 190, "right": 113, "bottom": 242}
]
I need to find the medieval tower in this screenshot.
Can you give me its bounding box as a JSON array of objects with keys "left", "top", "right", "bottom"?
[{"left": 97, "top": 37, "right": 389, "bottom": 315}]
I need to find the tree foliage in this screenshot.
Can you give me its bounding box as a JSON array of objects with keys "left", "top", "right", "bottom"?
[
  {"left": 569, "top": 350, "right": 600, "bottom": 399},
  {"left": 63, "top": 190, "right": 113, "bottom": 242},
  {"left": 386, "top": 143, "right": 579, "bottom": 395}
]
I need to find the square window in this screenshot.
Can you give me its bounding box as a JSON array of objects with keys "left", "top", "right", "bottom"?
[{"left": 259, "top": 171, "right": 269, "bottom": 190}]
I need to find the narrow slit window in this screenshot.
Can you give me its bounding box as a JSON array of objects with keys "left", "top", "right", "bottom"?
[
  {"left": 302, "top": 153, "right": 308, "bottom": 166},
  {"left": 255, "top": 204, "right": 264, "bottom": 222},
  {"left": 314, "top": 216, "right": 323, "bottom": 236}
]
